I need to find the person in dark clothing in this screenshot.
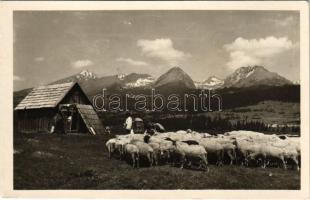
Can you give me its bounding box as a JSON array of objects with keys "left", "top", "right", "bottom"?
[{"left": 144, "top": 122, "right": 156, "bottom": 136}]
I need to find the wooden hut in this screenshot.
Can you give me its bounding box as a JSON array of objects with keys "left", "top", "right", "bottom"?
[{"left": 14, "top": 82, "right": 104, "bottom": 135}]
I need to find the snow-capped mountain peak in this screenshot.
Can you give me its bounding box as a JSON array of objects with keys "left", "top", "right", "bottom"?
[
  {"left": 227, "top": 66, "right": 259, "bottom": 84},
  {"left": 125, "top": 76, "right": 154, "bottom": 88},
  {"left": 76, "top": 69, "right": 97, "bottom": 80},
  {"left": 224, "top": 66, "right": 292, "bottom": 88},
  {"left": 195, "top": 76, "right": 224, "bottom": 89},
  {"left": 117, "top": 74, "right": 126, "bottom": 80},
  {"left": 203, "top": 76, "right": 224, "bottom": 86}
]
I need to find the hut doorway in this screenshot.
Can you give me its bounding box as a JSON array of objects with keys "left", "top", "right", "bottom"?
[
  {"left": 71, "top": 111, "right": 88, "bottom": 133},
  {"left": 70, "top": 110, "right": 79, "bottom": 132},
  {"left": 59, "top": 104, "right": 86, "bottom": 134},
  {"left": 59, "top": 104, "right": 100, "bottom": 135}
]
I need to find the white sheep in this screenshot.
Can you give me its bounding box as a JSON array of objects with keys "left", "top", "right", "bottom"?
[
  {"left": 280, "top": 136, "right": 300, "bottom": 156},
  {"left": 128, "top": 134, "right": 146, "bottom": 142},
  {"left": 234, "top": 137, "right": 260, "bottom": 166},
  {"left": 247, "top": 142, "right": 287, "bottom": 169},
  {"left": 144, "top": 135, "right": 174, "bottom": 164},
  {"left": 130, "top": 140, "right": 154, "bottom": 166},
  {"left": 148, "top": 136, "right": 164, "bottom": 143},
  {"left": 268, "top": 138, "right": 300, "bottom": 170},
  {"left": 199, "top": 138, "right": 224, "bottom": 166},
  {"left": 115, "top": 138, "right": 131, "bottom": 159},
  {"left": 158, "top": 140, "right": 174, "bottom": 164},
  {"left": 124, "top": 143, "right": 140, "bottom": 168},
  {"left": 115, "top": 134, "right": 131, "bottom": 140},
  {"left": 172, "top": 141, "right": 209, "bottom": 171},
  {"left": 282, "top": 144, "right": 300, "bottom": 171},
  {"left": 106, "top": 138, "right": 117, "bottom": 158},
  {"left": 148, "top": 142, "right": 161, "bottom": 165},
  {"left": 111, "top": 130, "right": 299, "bottom": 171},
  {"left": 289, "top": 137, "right": 300, "bottom": 156},
  {"left": 212, "top": 136, "right": 237, "bottom": 165},
  {"left": 241, "top": 137, "right": 298, "bottom": 170},
  {"left": 176, "top": 130, "right": 187, "bottom": 134}
]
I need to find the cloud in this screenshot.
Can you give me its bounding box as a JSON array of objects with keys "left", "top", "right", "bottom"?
[
  {"left": 224, "top": 36, "right": 295, "bottom": 70},
  {"left": 14, "top": 75, "right": 24, "bottom": 81},
  {"left": 278, "top": 16, "right": 295, "bottom": 26},
  {"left": 116, "top": 57, "right": 149, "bottom": 66},
  {"left": 123, "top": 20, "right": 132, "bottom": 25},
  {"left": 71, "top": 59, "right": 93, "bottom": 68},
  {"left": 137, "top": 38, "right": 190, "bottom": 66},
  {"left": 34, "top": 57, "right": 44, "bottom": 62},
  {"left": 273, "top": 16, "right": 295, "bottom": 27}
]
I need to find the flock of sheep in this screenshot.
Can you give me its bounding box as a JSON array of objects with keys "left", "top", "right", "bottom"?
[{"left": 105, "top": 130, "right": 300, "bottom": 171}]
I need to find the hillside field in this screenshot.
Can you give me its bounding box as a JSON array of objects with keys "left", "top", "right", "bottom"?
[
  {"left": 14, "top": 133, "right": 300, "bottom": 190},
  {"left": 205, "top": 100, "right": 300, "bottom": 125}
]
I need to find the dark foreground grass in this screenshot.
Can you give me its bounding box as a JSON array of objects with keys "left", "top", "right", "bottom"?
[{"left": 14, "top": 133, "right": 300, "bottom": 190}]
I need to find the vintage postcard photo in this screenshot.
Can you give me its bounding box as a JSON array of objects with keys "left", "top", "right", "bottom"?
[{"left": 0, "top": 1, "right": 309, "bottom": 199}]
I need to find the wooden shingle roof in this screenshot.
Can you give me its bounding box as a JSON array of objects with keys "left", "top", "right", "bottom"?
[
  {"left": 15, "top": 82, "right": 76, "bottom": 110},
  {"left": 75, "top": 104, "right": 105, "bottom": 135}
]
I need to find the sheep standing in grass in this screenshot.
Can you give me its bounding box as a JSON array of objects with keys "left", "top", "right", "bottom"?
[
  {"left": 110, "top": 129, "right": 300, "bottom": 170},
  {"left": 106, "top": 138, "right": 117, "bottom": 158},
  {"left": 280, "top": 136, "right": 300, "bottom": 156},
  {"left": 282, "top": 144, "right": 300, "bottom": 171},
  {"left": 234, "top": 138, "right": 261, "bottom": 166},
  {"left": 145, "top": 135, "right": 171, "bottom": 165},
  {"left": 240, "top": 136, "right": 300, "bottom": 170},
  {"left": 143, "top": 135, "right": 161, "bottom": 165},
  {"left": 247, "top": 142, "right": 287, "bottom": 169},
  {"left": 124, "top": 143, "right": 140, "bottom": 168},
  {"left": 199, "top": 138, "right": 224, "bottom": 166},
  {"left": 148, "top": 142, "right": 161, "bottom": 165},
  {"left": 172, "top": 141, "right": 209, "bottom": 171},
  {"left": 130, "top": 140, "right": 154, "bottom": 167},
  {"left": 266, "top": 138, "right": 300, "bottom": 170},
  {"left": 220, "top": 142, "right": 237, "bottom": 165},
  {"left": 289, "top": 137, "right": 300, "bottom": 154},
  {"left": 213, "top": 136, "right": 237, "bottom": 165},
  {"left": 158, "top": 140, "right": 174, "bottom": 164},
  {"left": 115, "top": 138, "right": 131, "bottom": 159}
]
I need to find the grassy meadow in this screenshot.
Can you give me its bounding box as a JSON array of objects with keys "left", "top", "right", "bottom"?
[{"left": 14, "top": 132, "right": 300, "bottom": 190}]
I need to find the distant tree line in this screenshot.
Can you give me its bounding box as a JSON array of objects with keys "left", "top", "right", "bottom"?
[
  {"left": 100, "top": 111, "right": 299, "bottom": 135},
  {"left": 156, "top": 115, "right": 299, "bottom": 134}
]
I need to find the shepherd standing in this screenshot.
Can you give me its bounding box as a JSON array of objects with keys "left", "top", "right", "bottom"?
[{"left": 124, "top": 112, "right": 133, "bottom": 134}]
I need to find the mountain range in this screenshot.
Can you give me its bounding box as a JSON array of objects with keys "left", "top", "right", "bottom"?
[{"left": 14, "top": 66, "right": 295, "bottom": 102}]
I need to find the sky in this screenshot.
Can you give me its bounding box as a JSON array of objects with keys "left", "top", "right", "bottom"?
[{"left": 13, "top": 11, "right": 300, "bottom": 91}]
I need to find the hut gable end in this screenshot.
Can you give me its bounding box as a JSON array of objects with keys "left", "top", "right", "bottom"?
[{"left": 58, "top": 84, "right": 91, "bottom": 106}]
